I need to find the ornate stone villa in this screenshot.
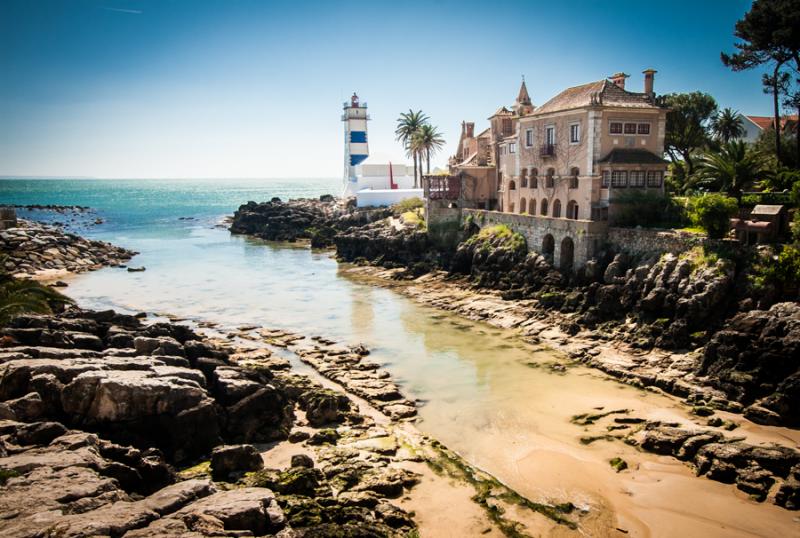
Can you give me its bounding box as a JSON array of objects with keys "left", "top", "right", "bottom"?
[{"left": 426, "top": 70, "right": 670, "bottom": 270}]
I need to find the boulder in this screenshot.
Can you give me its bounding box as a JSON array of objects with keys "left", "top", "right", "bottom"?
[{"left": 210, "top": 444, "right": 264, "bottom": 480}]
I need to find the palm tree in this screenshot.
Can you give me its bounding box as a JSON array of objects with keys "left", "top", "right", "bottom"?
[
  {"left": 0, "top": 273, "right": 72, "bottom": 326},
  {"left": 395, "top": 110, "right": 429, "bottom": 188},
  {"left": 710, "top": 108, "right": 746, "bottom": 143},
  {"left": 696, "top": 140, "right": 770, "bottom": 202},
  {"left": 412, "top": 124, "right": 446, "bottom": 175}
]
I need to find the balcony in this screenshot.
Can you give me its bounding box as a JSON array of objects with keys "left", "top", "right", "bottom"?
[
  {"left": 539, "top": 144, "right": 556, "bottom": 157},
  {"left": 424, "top": 175, "right": 461, "bottom": 200}
]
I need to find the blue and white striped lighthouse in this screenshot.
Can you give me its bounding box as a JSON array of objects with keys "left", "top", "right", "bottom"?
[{"left": 342, "top": 93, "right": 369, "bottom": 196}]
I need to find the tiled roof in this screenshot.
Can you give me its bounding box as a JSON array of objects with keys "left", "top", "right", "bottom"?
[
  {"left": 533, "top": 79, "right": 657, "bottom": 116},
  {"left": 745, "top": 115, "right": 799, "bottom": 131},
  {"left": 490, "top": 106, "right": 513, "bottom": 117},
  {"left": 752, "top": 204, "right": 785, "bottom": 216},
  {"left": 598, "top": 148, "right": 667, "bottom": 164}
]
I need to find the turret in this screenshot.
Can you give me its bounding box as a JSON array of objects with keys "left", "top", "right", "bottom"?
[{"left": 342, "top": 93, "right": 370, "bottom": 196}]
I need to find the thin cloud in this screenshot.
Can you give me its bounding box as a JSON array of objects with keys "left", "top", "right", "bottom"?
[{"left": 100, "top": 7, "right": 143, "bottom": 14}]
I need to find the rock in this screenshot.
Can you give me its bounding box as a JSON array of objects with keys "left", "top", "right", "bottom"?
[
  {"left": 127, "top": 266, "right": 146, "bottom": 272},
  {"left": 6, "top": 392, "right": 45, "bottom": 422},
  {"left": 13, "top": 421, "right": 68, "bottom": 445},
  {"left": 210, "top": 444, "right": 264, "bottom": 480},
  {"left": 308, "top": 429, "right": 339, "bottom": 445},
  {"left": 290, "top": 454, "right": 314, "bottom": 469},
  {"left": 288, "top": 430, "right": 310, "bottom": 443}
]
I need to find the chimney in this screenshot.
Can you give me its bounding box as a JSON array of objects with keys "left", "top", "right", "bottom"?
[
  {"left": 643, "top": 69, "right": 657, "bottom": 96},
  {"left": 609, "top": 72, "right": 629, "bottom": 90},
  {"left": 466, "top": 122, "right": 475, "bottom": 138}
]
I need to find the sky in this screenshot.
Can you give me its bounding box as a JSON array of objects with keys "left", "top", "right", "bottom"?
[{"left": 0, "top": 0, "right": 773, "bottom": 179}]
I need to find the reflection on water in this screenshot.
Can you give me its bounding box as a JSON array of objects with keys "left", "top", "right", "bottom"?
[{"left": 65, "top": 224, "right": 798, "bottom": 537}]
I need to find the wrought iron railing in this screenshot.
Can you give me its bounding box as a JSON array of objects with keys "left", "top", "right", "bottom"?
[
  {"left": 425, "top": 175, "right": 461, "bottom": 200},
  {"left": 539, "top": 144, "right": 556, "bottom": 157}
]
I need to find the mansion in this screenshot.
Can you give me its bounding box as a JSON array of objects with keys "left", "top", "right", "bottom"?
[{"left": 429, "top": 70, "right": 670, "bottom": 269}]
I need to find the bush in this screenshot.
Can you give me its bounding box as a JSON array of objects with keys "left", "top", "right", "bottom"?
[
  {"left": 751, "top": 245, "right": 800, "bottom": 296},
  {"left": 391, "top": 197, "right": 423, "bottom": 215},
  {"left": 687, "top": 194, "right": 738, "bottom": 238}
]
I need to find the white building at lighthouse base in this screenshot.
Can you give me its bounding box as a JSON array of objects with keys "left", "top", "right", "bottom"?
[{"left": 346, "top": 164, "right": 424, "bottom": 208}]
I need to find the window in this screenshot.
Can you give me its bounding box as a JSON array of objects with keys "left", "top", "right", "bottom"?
[
  {"left": 647, "top": 170, "right": 663, "bottom": 187},
  {"left": 540, "top": 199, "right": 549, "bottom": 216},
  {"left": 509, "top": 142, "right": 516, "bottom": 154},
  {"left": 624, "top": 123, "right": 637, "bottom": 134},
  {"left": 508, "top": 179, "right": 516, "bottom": 190},
  {"left": 611, "top": 171, "right": 627, "bottom": 187},
  {"left": 602, "top": 170, "right": 611, "bottom": 188},
  {"left": 530, "top": 168, "right": 538, "bottom": 188},
  {"left": 521, "top": 169, "right": 528, "bottom": 188},
  {"left": 545, "top": 168, "right": 555, "bottom": 188},
  {"left": 609, "top": 122, "right": 623, "bottom": 134},
  {"left": 525, "top": 129, "right": 533, "bottom": 147},
  {"left": 630, "top": 171, "right": 646, "bottom": 187},
  {"left": 545, "top": 126, "right": 555, "bottom": 145},
  {"left": 502, "top": 118, "right": 512, "bottom": 135},
  {"left": 637, "top": 123, "right": 651, "bottom": 135},
  {"left": 553, "top": 199, "right": 562, "bottom": 218},
  {"left": 569, "top": 123, "right": 580, "bottom": 144},
  {"left": 529, "top": 199, "right": 536, "bottom": 215},
  {"left": 519, "top": 198, "right": 526, "bottom": 214},
  {"left": 569, "top": 167, "right": 579, "bottom": 189}
]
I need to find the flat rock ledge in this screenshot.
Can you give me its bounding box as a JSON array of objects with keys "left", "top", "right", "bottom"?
[
  {"left": 0, "top": 219, "right": 135, "bottom": 277},
  {"left": 291, "top": 337, "right": 417, "bottom": 421}
]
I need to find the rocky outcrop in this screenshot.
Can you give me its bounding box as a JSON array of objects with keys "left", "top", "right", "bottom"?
[
  {"left": 293, "top": 342, "right": 417, "bottom": 421},
  {"left": 0, "top": 310, "right": 293, "bottom": 462},
  {"left": 230, "top": 197, "right": 391, "bottom": 248},
  {"left": 698, "top": 302, "right": 800, "bottom": 427},
  {"left": 640, "top": 421, "right": 800, "bottom": 508},
  {"left": 0, "top": 220, "right": 135, "bottom": 276}
]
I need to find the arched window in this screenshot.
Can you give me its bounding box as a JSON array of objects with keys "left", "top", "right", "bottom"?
[
  {"left": 546, "top": 168, "right": 555, "bottom": 188},
  {"left": 509, "top": 180, "right": 516, "bottom": 191},
  {"left": 529, "top": 198, "right": 536, "bottom": 215},
  {"left": 567, "top": 200, "right": 578, "bottom": 220},
  {"left": 519, "top": 198, "right": 527, "bottom": 214},
  {"left": 540, "top": 198, "right": 549, "bottom": 216},
  {"left": 530, "top": 168, "right": 538, "bottom": 188},
  {"left": 570, "top": 167, "right": 579, "bottom": 189},
  {"left": 542, "top": 234, "right": 555, "bottom": 259},
  {"left": 521, "top": 169, "right": 528, "bottom": 188},
  {"left": 553, "top": 199, "right": 562, "bottom": 218}
]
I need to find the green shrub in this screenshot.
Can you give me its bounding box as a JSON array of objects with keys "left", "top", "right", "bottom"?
[
  {"left": 687, "top": 194, "right": 738, "bottom": 239},
  {"left": 391, "top": 197, "right": 423, "bottom": 215},
  {"left": 465, "top": 224, "right": 526, "bottom": 255},
  {"left": 751, "top": 245, "right": 800, "bottom": 294}
]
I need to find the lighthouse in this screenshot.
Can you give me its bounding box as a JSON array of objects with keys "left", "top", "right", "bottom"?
[{"left": 342, "top": 93, "right": 369, "bottom": 196}]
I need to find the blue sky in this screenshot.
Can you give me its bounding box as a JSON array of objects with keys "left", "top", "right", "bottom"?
[{"left": 0, "top": 0, "right": 769, "bottom": 178}]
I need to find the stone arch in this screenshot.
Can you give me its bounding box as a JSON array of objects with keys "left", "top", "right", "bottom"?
[
  {"left": 540, "top": 198, "right": 549, "bottom": 216},
  {"left": 567, "top": 200, "right": 578, "bottom": 219},
  {"left": 508, "top": 179, "right": 516, "bottom": 190},
  {"left": 560, "top": 237, "right": 574, "bottom": 270},
  {"left": 530, "top": 168, "right": 539, "bottom": 188},
  {"left": 542, "top": 234, "right": 555, "bottom": 260},
  {"left": 553, "top": 199, "right": 562, "bottom": 218},
  {"left": 519, "top": 198, "right": 527, "bottom": 214},
  {"left": 529, "top": 198, "right": 536, "bottom": 215}
]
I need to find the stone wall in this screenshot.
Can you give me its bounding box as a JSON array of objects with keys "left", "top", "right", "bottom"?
[
  {"left": 425, "top": 201, "right": 463, "bottom": 249},
  {"left": 606, "top": 227, "right": 738, "bottom": 258},
  {"left": 463, "top": 208, "right": 607, "bottom": 269}
]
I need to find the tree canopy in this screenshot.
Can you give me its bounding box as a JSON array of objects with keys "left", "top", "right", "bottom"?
[{"left": 663, "top": 92, "right": 718, "bottom": 178}]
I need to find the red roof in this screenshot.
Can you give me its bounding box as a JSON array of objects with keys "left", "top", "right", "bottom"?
[{"left": 745, "top": 115, "right": 799, "bottom": 131}]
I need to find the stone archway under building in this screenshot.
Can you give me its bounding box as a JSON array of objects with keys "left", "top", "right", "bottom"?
[
  {"left": 560, "top": 237, "right": 574, "bottom": 270},
  {"left": 542, "top": 234, "right": 555, "bottom": 262}
]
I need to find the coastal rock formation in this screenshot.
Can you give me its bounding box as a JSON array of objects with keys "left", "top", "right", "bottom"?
[
  {"left": 0, "top": 308, "right": 421, "bottom": 536},
  {"left": 640, "top": 421, "right": 800, "bottom": 508},
  {"left": 230, "top": 197, "right": 391, "bottom": 248},
  {"left": 0, "top": 220, "right": 135, "bottom": 276},
  {"left": 0, "top": 310, "right": 293, "bottom": 461},
  {"left": 293, "top": 342, "right": 417, "bottom": 421},
  {"left": 698, "top": 302, "right": 800, "bottom": 427}
]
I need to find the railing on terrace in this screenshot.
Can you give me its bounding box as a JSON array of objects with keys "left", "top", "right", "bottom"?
[
  {"left": 540, "top": 144, "right": 556, "bottom": 157},
  {"left": 424, "top": 175, "right": 461, "bottom": 200}
]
